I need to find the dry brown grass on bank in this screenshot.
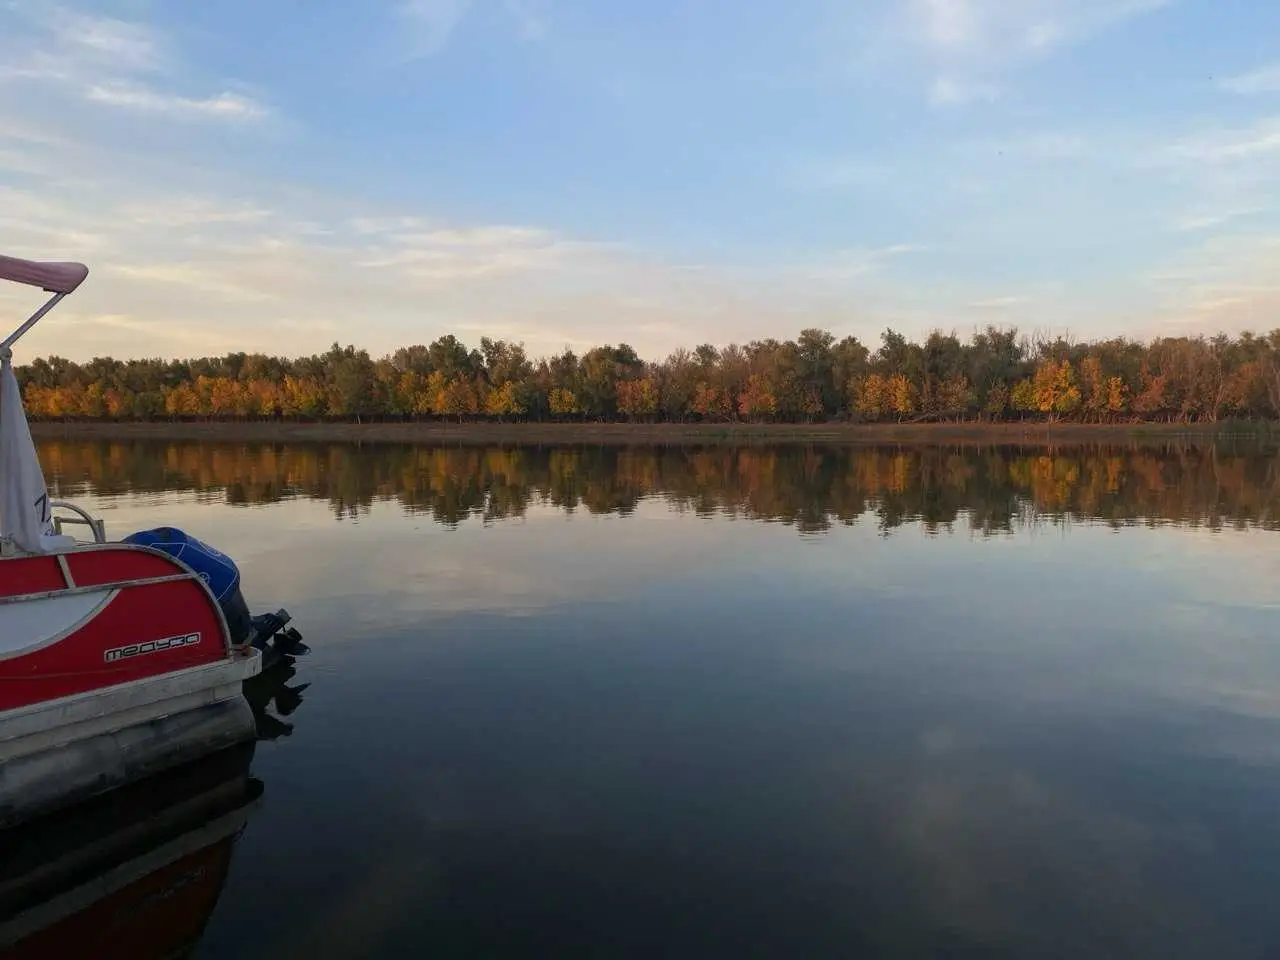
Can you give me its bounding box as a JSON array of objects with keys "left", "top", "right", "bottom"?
[{"left": 25, "top": 419, "right": 1273, "bottom": 447}]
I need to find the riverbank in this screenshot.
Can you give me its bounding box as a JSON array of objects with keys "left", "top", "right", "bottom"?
[{"left": 26, "top": 419, "right": 1276, "bottom": 446}]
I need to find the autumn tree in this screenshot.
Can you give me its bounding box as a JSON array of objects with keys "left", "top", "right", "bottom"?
[
  {"left": 887, "top": 373, "right": 918, "bottom": 419},
  {"left": 691, "top": 381, "right": 733, "bottom": 420},
  {"left": 1033, "top": 360, "right": 1081, "bottom": 420},
  {"left": 616, "top": 378, "right": 659, "bottom": 420},
  {"left": 738, "top": 373, "right": 776, "bottom": 419},
  {"left": 14, "top": 326, "right": 1280, "bottom": 426},
  {"left": 484, "top": 381, "right": 525, "bottom": 418},
  {"left": 851, "top": 374, "right": 888, "bottom": 421},
  {"left": 657, "top": 348, "right": 699, "bottom": 421},
  {"left": 549, "top": 387, "right": 580, "bottom": 416}
]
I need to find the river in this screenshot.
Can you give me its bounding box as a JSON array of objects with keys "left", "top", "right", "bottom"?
[{"left": 24, "top": 440, "right": 1280, "bottom": 957}]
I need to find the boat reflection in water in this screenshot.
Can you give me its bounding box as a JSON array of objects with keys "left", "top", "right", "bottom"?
[{"left": 0, "top": 653, "right": 310, "bottom": 959}]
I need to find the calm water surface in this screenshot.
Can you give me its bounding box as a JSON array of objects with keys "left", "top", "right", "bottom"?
[{"left": 32, "top": 442, "right": 1280, "bottom": 957}]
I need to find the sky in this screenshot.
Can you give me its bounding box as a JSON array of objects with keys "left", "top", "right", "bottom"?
[{"left": 0, "top": 0, "right": 1278, "bottom": 363}]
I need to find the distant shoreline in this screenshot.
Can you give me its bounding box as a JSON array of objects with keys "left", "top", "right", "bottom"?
[{"left": 25, "top": 420, "right": 1275, "bottom": 446}]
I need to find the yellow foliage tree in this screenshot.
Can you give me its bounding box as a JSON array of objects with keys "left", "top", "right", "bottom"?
[
  {"left": 437, "top": 378, "right": 478, "bottom": 419},
  {"left": 851, "top": 374, "right": 888, "bottom": 420},
  {"left": 164, "top": 384, "right": 202, "bottom": 417},
  {"left": 209, "top": 377, "right": 243, "bottom": 417},
  {"left": 1011, "top": 378, "right": 1036, "bottom": 413},
  {"left": 1106, "top": 376, "right": 1129, "bottom": 416},
  {"left": 549, "top": 388, "right": 580, "bottom": 415},
  {"left": 246, "top": 379, "right": 281, "bottom": 417},
  {"left": 485, "top": 380, "right": 525, "bottom": 417},
  {"left": 888, "top": 373, "right": 918, "bottom": 418},
  {"left": 616, "top": 378, "right": 659, "bottom": 420},
  {"left": 80, "top": 382, "right": 106, "bottom": 418},
  {"left": 281, "top": 376, "right": 326, "bottom": 417},
  {"left": 1033, "top": 360, "right": 1081, "bottom": 419}
]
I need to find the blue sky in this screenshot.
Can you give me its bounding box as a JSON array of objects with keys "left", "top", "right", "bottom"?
[{"left": 1, "top": 0, "right": 1278, "bottom": 361}]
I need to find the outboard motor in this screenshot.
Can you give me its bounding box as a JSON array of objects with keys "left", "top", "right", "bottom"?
[{"left": 122, "top": 527, "right": 252, "bottom": 642}]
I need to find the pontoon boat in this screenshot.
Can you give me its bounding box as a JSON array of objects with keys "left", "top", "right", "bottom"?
[{"left": 0, "top": 253, "right": 304, "bottom": 826}]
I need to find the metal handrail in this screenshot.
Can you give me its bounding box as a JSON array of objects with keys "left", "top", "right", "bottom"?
[
  {"left": 0, "top": 573, "right": 198, "bottom": 606},
  {"left": 50, "top": 500, "right": 106, "bottom": 543}
]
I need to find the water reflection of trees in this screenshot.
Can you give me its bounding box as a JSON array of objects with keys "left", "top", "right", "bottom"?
[{"left": 38, "top": 441, "right": 1280, "bottom": 535}]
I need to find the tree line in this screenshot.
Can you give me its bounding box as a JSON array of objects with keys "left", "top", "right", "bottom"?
[
  {"left": 17, "top": 327, "right": 1280, "bottom": 424},
  {"left": 40, "top": 440, "right": 1280, "bottom": 534}
]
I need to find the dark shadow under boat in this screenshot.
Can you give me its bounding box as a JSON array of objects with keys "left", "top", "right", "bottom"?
[{"left": 0, "top": 652, "right": 310, "bottom": 959}]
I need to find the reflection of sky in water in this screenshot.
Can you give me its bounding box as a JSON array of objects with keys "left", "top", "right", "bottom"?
[{"left": 72, "top": 485, "right": 1280, "bottom": 957}]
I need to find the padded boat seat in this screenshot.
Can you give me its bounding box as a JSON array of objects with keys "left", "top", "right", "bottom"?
[{"left": 0, "top": 255, "right": 89, "bottom": 295}]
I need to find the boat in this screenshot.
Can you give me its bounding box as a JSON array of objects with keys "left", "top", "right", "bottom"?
[
  {"left": 0, "top": 653, "right": 310, "bottom": 958},
  {"left": 0, "top": 253, "right": 306, "bottom": 827}
]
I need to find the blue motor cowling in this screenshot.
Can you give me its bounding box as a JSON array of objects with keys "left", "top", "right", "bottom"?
[{"left": 122, "top": 527, "right": 252, "bottom": 641}]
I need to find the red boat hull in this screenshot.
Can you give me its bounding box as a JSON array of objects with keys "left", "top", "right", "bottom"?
[{"left": 0, "top": 546, "right": 232, "bottom": 712}]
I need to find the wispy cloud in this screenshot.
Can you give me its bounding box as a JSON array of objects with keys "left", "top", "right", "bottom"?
[
  {"left": 1, "top": 4, "right": 269, "bottom": 124},
  {"left": 107, "top": 263, "right": 279, "bottom": 303},
  {"left": 979, "top": 114, "right": 1280, "bottom": 180},
  {"left": 0, "top": 51, "right": 76, "bottom": 83},
  {"left": 85, "top": 82, "right": 268, "bottom": 121},
  {"left": 794, "top": 244, "right": 926, "bottom": 283},
  {"left": 0, "top": 146, "right": 42, "bottom": 175},
  {"left": 1219, "top": 64, "right": 1280, "bottom": 96},
  {"left": 53, "top": 12, "right": 164, "bottom": 71},
  {"left": 119, "top": 198, "right": 274, "bottom": 227},
  {"left": 914, "top": 0, "right": 980, "bottom": 51},
  {"left": 928, "top": 75, "right": 998, "bottom": 107},
  {"left": 891, "top": 0, "right": 1171, "bottom": 106},
  {"left": 0, "top": 116, "right": 74, "bottom": 147},
  {"left": 6, "top": 7, "right": 166, "bottom": 72},
  {"left": 788, "top": 156, "right": 887, "bottom": 192},
  {"left": 969, "top": 296, "right": 1027, "bottom": 309},
  {"left": 350, "top": 215, "right": 431, "bottom": 235},
  {"left": 1172, "top": 206, "right": 1265, "bottom": 232},
  {"left": 0, "top": 160, "right": 876, "bottom": 361},
  {"left": 908, "top": 0, "right": 1169, "bottom": 60},
  {"left": 1166, "top": 116, "right": 1280, "bottom": 163},
  {"left": 396, "top": 0, "right": 473, "bottom": 59},
  {"left": 1143, "top": 233, "right": 1280, "bottom": 336},
  {"left": 503, "top": 0, "right": 547, "bottom": 42},
  {"left": 354, "top": 223, "right": 578, "bottom": 279}
]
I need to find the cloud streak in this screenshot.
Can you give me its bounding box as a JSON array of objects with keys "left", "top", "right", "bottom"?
[
  {"left": 928, "top": 76, "right": 998, "bottom": 107},
  {"left": 908, "top": 0, "right": 1170, "bottom": 60},
  {"left": 1, "top": 5, "right": 268, "bottom": 124},
  {"left": 396, "top": 0, "right": 473, "bottom": 58},
  {"left": 1166, "top": 116, "right": 1280, "bottom": 163},
  {"left": 892, "top": 0, "right": 1171, "bottom": 106},
  {"left": 969, "top": 296, "right": 1027, "bottom": 310},
  {"left": 0, "top": 152, "right": 898, "bottom": 363},
  {"left": 1142, "top": 233, "right": 1280, "bottom": 337},
  {"left": 85, "top": 82, "right": 268, "bottom": 121},
  {"left": 1220, "top": 64, "right": 1280, "bottom": 96},
  {"left": 53, "top": 12, "right": 164, "bottom": 71},
  {"left": 503, "top": 0, "right": 547, "bottom": 42}
]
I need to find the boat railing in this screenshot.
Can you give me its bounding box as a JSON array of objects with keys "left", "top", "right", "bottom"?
[{"left": 50, "top": 501, "right": 107, "bottom": 544}]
